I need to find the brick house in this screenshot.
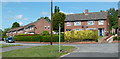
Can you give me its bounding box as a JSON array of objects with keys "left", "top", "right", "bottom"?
[
  {"left": 6, "top": 19, "right": 51, "bottom": 36},
  {"left": 64, "top": 10, "right": 110, "bottom": 36}
]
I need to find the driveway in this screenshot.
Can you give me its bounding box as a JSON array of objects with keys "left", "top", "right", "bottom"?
[{"left": 60, "top": 43, "right": 119, "bottom": 59}]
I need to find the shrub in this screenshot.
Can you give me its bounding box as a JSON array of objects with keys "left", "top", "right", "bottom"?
[
  {"left": 64, "top": 30, "right": 98, "bottom": 42},
  {"left": 14, "top": 35, "right": 42, "bottom": 42},
  {"left": 14, "top": 34, "right": 64, "bottom": 42},
  {"left": 41, "top": 34, "right": 64, "bottom": 42},
  {"left": 113, "top": 36, "right": 120, "bottom": 41},
  {"left": 42, "top": 31, "right": 50, "bottom": 36}
]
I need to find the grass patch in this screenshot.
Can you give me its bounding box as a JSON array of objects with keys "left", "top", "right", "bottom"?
[
  {"left": 2, "top": 45, "right": 76, "bottom": 57},
  {"left": 0, "top": 44, "right": 22, "bottom": 48}
]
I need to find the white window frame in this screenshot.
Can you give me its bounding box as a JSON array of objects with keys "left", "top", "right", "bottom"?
[
  {"left": 88, "top": 21, "right": 95, "bottom": 25},
  {"left": 66, "top": 22, "right": 71, "bottom": 26},
  {"left": 73, "top": 29, "right": 82, "bottom": 31},
  {"left": 98, "top": 20, "right": 104, "bottom": 25},
  {"left": 74, "top": 21, "right": 81, "bottom": 26}
]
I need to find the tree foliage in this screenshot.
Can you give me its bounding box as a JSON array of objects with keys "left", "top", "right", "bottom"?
[
  {"left": 2, "top": 28, "right": 10, "bottom": 37},
  {"left": 12, "top": 22, "right": 20, "bottom": 29},
  {"left": 37, "top": 17, "right": 50, "bottom": 22},
  {"left": 53, "top": 12, "right": 66, "bottom": 32},
  {"left": 108, "top": 8, "right": 118, "bottom": 29},
  {"left": 54, "top": 6, "right": 60, "bottom": 13}
]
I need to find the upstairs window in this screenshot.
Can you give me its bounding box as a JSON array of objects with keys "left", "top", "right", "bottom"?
[
  {"left": 66, "top": 22, "right": 71, "bottom": 26},
  {"left": 88, "top": 21, "right": 94, "bottom": 25},
  {"left": 74, "top": 21, "right": 81, "bottom": 26},
  {"left": 98, "top": 20, "right": 104, "bottom": 25}
]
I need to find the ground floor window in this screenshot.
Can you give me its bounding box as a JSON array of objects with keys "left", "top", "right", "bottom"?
[{"left": 66, "top": 29, "right": 71, "bottom": 31}]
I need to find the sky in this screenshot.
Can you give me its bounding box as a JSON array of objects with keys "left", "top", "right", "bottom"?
[{"left": 1, "top": 2, "right": 119, "bottom": 30}]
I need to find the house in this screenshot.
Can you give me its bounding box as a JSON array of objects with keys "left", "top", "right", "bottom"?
[
  {"left": 64, "top": 9, "right": 110, "bottom": 36},
  {"left": 6, "top": 19, "right": 51, "bottom": 36},
  {"left": 118, "top": 8, "right": 120, "bottom": 35}
]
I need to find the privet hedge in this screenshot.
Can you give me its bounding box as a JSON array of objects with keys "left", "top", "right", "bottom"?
[
  {"left": 14, "top": 34, "right": 64, "bottom": 42},
  {"left": 64, "top": 30, "right": 98, "bottom": 42}
]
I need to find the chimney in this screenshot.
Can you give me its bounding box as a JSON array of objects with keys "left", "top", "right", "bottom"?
[{"left": 85, "top": 9, "right": 89, "bottom": 15}]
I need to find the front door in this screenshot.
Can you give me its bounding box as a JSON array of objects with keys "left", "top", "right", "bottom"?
[{"left": 99, "top": 28, "right": 104, "bottom": 36}]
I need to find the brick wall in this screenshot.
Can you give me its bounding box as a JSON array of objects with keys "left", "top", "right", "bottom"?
[{"left": 64, "top": 18, "right": 109, "bottom": 35}]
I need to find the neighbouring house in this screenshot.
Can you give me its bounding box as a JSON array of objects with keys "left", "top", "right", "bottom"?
[
  {"left": 64, "top": 9, "right": 110, "bottom": 36},
  {"left": 118, "top": 8, "right": 120, "bottom": 36},
  {"left": 6, "top": 19, "right": 51, "bottom": 36}
]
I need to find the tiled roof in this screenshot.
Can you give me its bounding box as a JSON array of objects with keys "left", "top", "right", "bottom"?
[
  {"left": 8, "top": 19, "right": 50, "bottom": 32},
  {"left": 65, "top": 12, "right": 108, "bottom": 21},
  {"left": 8, "top": 26, "right": 24, "bottom": 32}
]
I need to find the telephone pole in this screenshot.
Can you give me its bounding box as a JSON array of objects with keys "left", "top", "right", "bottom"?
[{"left": 50, "top": 0, "right": 53, "bottom": 45}]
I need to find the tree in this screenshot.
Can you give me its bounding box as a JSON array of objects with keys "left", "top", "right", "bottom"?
[
  {"left": 38, "top": 17, "right": 50, "bottom": 22},
  {"left": 53, "top": 12, "right": 66, "bottom": 32},
  {"left": 108, "top": 8, "right": 118, "bottom": 34},
  {"left": 12, "top": 22, "right": 20, "bottom": 29},
  {"left": 42, "top": 31, "right": 50, "bottom": 36},
  {"left": 54, "top": 6, "right": 60, "bottom": 13},
  {"left": 0, "top": 29, "right": 2, "bottom": 38},
  {"left": 2, "top": 28, "right": 10, "bottom": 37}
]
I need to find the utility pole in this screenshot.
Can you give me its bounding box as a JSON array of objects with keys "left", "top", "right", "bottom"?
[
  {"left": 50, "top": 0, "right": 53, "bottom": 45},
  {"left": 59, "top": 23, "right": 61, "bottom": 52}
]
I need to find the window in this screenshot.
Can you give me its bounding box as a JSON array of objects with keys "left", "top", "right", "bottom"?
[
  {"left": 86, "top": 28, "right": 96, "bottom": 30},
  {"left": 48, "top": 26, "right": 50, "bottom": 29},
  {"left": 73, "top": 29, "right": 82, "bottom": 31},
  {"left": 44, "top": 26, "right": 47, "bottom": 29},
  {"left": 74, "top": 21, "right": 81, "bottom": 26},
  {"left": 88, "top": 21, "right": 94, "bottom": 25},
  {"left": 66, "top": 22, "right": 71, "bottom": 26},
  {"left": 66, "top": 29, "right": 71, "bottom": 31},
  {"left": 98, "top": 20, "right": 104, "bottom": 25}
]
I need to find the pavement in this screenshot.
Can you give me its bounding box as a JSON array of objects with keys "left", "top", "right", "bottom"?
[{"left": 0, "top": 41, "right": 120, "bottom": 59}]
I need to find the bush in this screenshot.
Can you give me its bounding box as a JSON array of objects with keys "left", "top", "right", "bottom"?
[
  {"left": 41, "top": 34, "right": 64, "bottom": 42},
  {"left": 15, "top": 35, "right": 42, "bottom": 42},
  {"left": 14, "top": 34, "right": 64, "bottom": 42},
  {"left": 42, "top": 31, "right": 50, "bottom": 36},
  {"left": 113, "top": 36, "right": 120, "bottom": 41},
  {"left": 64, "top": 30, "right": 98, "bottom": 42}
]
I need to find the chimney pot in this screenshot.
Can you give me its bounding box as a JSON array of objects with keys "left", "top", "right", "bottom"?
[{"left": 85, "top": 9, "right": 89, "bottom": 15}]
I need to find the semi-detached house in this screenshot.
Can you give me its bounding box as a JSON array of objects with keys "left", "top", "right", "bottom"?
[
  {"left": 64, "top": 9, "right": 110, "bottom": 36},
  {"left": 6, "top": 19, "right": 51, "bottom": 36}
]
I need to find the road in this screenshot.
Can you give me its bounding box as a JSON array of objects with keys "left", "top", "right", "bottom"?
[{"left": 0, "top": 41, "right": 119, "bottom": 59}]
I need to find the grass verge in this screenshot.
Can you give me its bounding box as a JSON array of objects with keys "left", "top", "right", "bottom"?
[
  {"left": 0, "top": 44, "right": 22, "bottom": 48},
  {"left": 2, "top": 45, "right": 76, "bottom": 58}
]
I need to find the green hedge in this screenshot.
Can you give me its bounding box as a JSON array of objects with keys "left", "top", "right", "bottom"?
[
  {"left": 64, "top": 30, "right": 98, "bottom": 42},
  {"left": 14, "top": 34, "right": 64, "bottom": 42},
  {"left": 41, "top": 34, "right": 64, "bottom": 42},
  {"left": 113, "top": 36, "right": 120, "bottom": 41}
]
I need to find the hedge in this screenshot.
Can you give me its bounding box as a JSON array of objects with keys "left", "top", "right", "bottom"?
[
  {"left": 113, "top": 36, "right": 120, "bottom": 41},
  {"left": 64, "top": 30, "right": 98, "bottom": 42},
  {"left": 14, "top": 34, "right": 64, "bottom": 42}
]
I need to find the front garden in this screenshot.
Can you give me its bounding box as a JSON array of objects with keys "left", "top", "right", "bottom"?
[{"left": 14, "top": 30, "right": 99, "bottom": 42}]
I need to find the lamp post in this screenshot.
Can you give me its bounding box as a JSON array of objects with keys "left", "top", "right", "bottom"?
[
  {"left": 50, "top": 0, "right": 53, "bottom": 45},
  {"left": 59, "top": 23, "right": 61, "bottom": 52}
]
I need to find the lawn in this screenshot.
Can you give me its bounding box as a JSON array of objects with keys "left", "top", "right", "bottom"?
[
  {"left": 2, "top": 45, "right": 76, "bottom": 58},
  {"left": 0, "top": 44, "right": 21, "bottom": 48}
]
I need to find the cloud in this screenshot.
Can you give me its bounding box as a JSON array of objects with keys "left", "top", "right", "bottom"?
[
  {"left": 60, "top": 11, "right": 74, "bottom": 15},
  {"left": 14, "top": 15, "right": 23, "bottom": 19},
  {"left": 40, "top": 12, "right": 49, "bottom": 16},
  {"left": 19, "top": 22, "right": 24, "bottom": 26},
  {"left": 14, "top": 15, "right": 28, "bottom": 20}
]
